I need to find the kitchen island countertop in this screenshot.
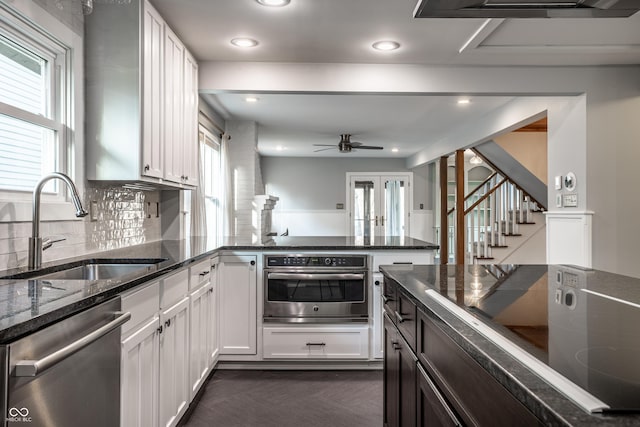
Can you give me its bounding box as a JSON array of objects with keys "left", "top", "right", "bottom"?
[
  {"left": 0, "top": 236, "right": 436, "bottom": 343},
  {"left": 380, "top": 263, "right": 640, "bottom": 426}
]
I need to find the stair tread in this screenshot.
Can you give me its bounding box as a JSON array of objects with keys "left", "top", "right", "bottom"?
[
  {"left": 489, "top": 245, "right": 508, "bottom": 248},
  {"left": 503, "top": 233, "right": 522, "bottom": 237},
  {"left": 475, "top": 256, "right": 495, "bottom": 260}
]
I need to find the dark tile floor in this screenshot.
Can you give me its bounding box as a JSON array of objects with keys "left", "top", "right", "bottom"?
[{"left": 180, "top": 370, "right": 383, "bottom": 427}]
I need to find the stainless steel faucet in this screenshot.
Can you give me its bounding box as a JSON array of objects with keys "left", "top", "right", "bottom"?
[{"left": 28, "top": 172, "right": 88, "bottom": 269}]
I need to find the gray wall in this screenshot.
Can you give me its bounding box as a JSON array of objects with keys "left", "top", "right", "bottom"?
[{"left": 262, "top": 157, "right": 429, "bottom": 211}]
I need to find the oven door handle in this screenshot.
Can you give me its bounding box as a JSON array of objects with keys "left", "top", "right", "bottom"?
[{"left": 267, "top": 273, "right": 365, "bottom": 281}]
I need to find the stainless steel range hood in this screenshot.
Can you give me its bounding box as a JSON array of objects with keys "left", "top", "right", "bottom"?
[{"left": 413, "top": 0, "right": 640, "bottom": 18}]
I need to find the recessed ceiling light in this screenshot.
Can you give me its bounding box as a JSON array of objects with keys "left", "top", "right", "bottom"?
[
  {"left": 391, "top": 148, "right": 399, "bottom": 153},
  {"left": 245, "top": 97, "right": 259, "bottom": 103},
  {"left": 372, "top": 41, "right": 400, "bottom": 51},
  {"left": 256, "top": 0, "right": 290, "bottom": 6},
  {"left": 276, "top": 145, "right": 286, "bottom": 151},
  {"left": 458, "top": 99, "right": 471, "bottom": 105},
  {"left": 231, "top": 38, "right": 259, "bottom": 48}
]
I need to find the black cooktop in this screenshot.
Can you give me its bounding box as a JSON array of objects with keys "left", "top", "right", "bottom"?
[{"left": 438, "top": 265, "right": 640, "bottom": 413}]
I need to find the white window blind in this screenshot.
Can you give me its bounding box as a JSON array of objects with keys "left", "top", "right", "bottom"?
[{"left": 0, "top": 25, "right": 61, "bottom": 194}]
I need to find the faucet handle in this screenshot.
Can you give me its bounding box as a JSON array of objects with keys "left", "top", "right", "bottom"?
[{"left": 42, "top": 236, "right": 66, "bottom": 251}]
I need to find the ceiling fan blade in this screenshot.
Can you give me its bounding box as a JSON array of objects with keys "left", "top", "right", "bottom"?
[
  {"left": 314, "top": 147, "right": 335, "bottom": 152},
  {"left": 350, "top": 142, "right": 363, "bottom": 147},
  {"left": 313, "top": 144, "right": 337, "bottom": 147},
  {"left": 354, "top": 145, "right": 383, "bottom": 150}
]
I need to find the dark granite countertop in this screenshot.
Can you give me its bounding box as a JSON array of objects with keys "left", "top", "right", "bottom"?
[
  {"left": 0, "top": 236, "right": 436, "bottom": 344},
  {"left": 379, "top": 264, "right": 640, "bottom": 426}
]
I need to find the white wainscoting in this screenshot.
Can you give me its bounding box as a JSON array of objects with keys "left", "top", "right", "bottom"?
[
  {"left": 409, "top": 210, "right": 434, "bottom": 243},
  {"left": 545, "top": 211, "right": 593, "bottom": 268},
  {"left": 272, "top": 210, "right": 348, "bottom": 236}
]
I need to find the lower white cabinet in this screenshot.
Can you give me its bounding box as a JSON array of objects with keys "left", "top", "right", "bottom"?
[
  {"left": 207, "top": 260, "right": 220, "bottom": 366},
  {"left": 159, "top": 296, "right": 190, "bottom": 427},
  {"left": 121, "top": 316, "right": 160, "bottom": 427},
  {"left": 218, "top": 254, "right": 257, "bottom": 355},
  {"left": 189, "top": 282, "right": 212, "bottom": 397},
  {"left": 263, "top": 325, "right": 369, "bottom": 359},
  {"left": 121, "top": 265, "right": 205, "bottom": 427}
]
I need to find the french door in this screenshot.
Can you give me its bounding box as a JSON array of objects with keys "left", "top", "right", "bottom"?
[{"left": 347, "top": 173, "right": 412, "bottom": 237}]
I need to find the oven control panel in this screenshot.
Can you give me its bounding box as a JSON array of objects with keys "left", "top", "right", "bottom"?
[{"left": 266, "top": 255, "right": 366, "bottom": 268}]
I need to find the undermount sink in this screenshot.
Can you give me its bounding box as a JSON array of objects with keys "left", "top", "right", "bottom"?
[{"left": 3, "top": 259, "right": 167, "bottom": 281}]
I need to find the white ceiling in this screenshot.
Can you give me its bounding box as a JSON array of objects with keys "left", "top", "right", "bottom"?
[{"left": 150, "top": 0, "right": 640, "bottom": 159}]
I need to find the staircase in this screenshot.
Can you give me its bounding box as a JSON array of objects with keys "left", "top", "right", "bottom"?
[{"left": 438, "top": 162, "right": 547, "bottom": 265}]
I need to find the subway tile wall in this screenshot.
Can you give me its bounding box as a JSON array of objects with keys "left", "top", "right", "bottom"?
[{"left": 0, "top": 185, "right": 161, "bottom": 271}]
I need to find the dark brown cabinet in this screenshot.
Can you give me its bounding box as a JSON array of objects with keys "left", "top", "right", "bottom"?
[
  {"left": 417, "top": 308, "right": 542, "bottom": 427},
  {"left": 417, "top": 363, "right": 461, "bottom": 427},
  {"left": 384, "top": 313, "right": 416, "bottom": 427}
]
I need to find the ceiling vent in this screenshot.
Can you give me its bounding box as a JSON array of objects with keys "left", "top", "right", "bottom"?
[{"left": 413, "top": 0, "right": 640, "bottom": 18}]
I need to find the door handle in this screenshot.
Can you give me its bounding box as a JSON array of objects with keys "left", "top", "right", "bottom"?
[
  {"left": 381, "top": 216, "right": 385, "bottom": 226},
  {"left": 375, "top": 215, "right": 379, "bottom": 226},
  {"left": 14, "top": 311, "right": 131, "bottom": 377}
]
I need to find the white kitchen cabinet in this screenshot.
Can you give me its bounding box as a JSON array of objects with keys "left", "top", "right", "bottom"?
[
  {"left": 189, "top": 260, "right": 216, "bottom": 398},
  {"left": 182, "top": 50, "right": 199, "bottom": 187},
  {"left": 85, "top": 0, "right": 197, "bottom": 188},
  {"left": 121, "top": 317, "right": 160, "bottom": 427},
  {"left": 218, "top": 255, "right": 257, "bottom": 355},
  {"left": 163, "top": 24, "right": 185, "bottom": 185},
  {"left": 159, "top": 296, "right": 190, "bottom": 427},
  {"left": 263, "top": 325, "right": 369, "bottom": 359},
  {"left": 141, "top": 1, "right": 164, "bottom": 180},
  {"left": 207, "top": 259, "right": 220, "bottom": 366}
]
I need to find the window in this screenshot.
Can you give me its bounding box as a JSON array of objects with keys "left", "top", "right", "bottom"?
[
  {"left": 0, "top": 5, "right": 70, "bottom": 196},
  {"left": 199, "top": 126, "right": 223, "bottom": 243}
]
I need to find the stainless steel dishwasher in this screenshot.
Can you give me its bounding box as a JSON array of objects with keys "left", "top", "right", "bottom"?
[{"left": 1, "top": 297, "right": 130, "bottom": 427}]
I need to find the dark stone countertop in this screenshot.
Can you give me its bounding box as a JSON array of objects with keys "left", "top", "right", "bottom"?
[
  {"left": 379, "top": 264, "right": 640, "bottom": 426},
  {"left": 0, "top": 236, "right": 436, "bottom": 344}
]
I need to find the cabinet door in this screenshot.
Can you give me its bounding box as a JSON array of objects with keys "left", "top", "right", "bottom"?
[
  {"left": 372, "top": 273, "right": 384, "bottom": 359},
  {"left": 219, "top": 255, "right": 257, "bottom": 355},
  {"left": 141, "top": 1, "right": 163, "bottom": 179},
  {"left": 417, "top": 363, "right": 461, "bottom": 427},
  {"left": 398, "top": 337, "right": 417, "bottom": 427},
  {"left": 182, "top": 50, "right": 198, "bottom": 187},
  {"left": 207, "top": 262, "right": 220, "bottom": 366},
  {"left": 384, "top": 314, "right": 399, "bottom": 427},
  {"left": 189, "top": 284, "right": 210, "bottom": 399},
  {"left": 121, "top": 317, "right": 160, "bottom": 427},
  {"left": 163, "top": 25, "right": 185, "bottom": 184},
  {"left": 159, "top": 296, "right": 190, "bottom": 427}
]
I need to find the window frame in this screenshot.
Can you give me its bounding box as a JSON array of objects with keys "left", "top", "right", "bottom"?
[
  {"left": 199, "top": 125, "right": 223, "bottom": 244},
  {"left": 0, "top": 1, "right": 84, "bottom": 223}
]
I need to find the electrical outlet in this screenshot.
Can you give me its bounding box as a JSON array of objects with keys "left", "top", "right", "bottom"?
[{"left": 90, "top": 201, "right": 98, "bottom": 221}]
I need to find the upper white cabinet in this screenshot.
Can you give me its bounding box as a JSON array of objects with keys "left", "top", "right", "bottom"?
[{"left": 86, "top": 0, "right": 198, "bottom": 188}]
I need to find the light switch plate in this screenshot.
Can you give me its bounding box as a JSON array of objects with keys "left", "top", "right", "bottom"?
[
  {"left": 554, "top": 175, "right": 562, "bottom": 190},
  {"left": 555, "top": 193, "right": 563, "bottom": 208},
  {"left": 563, "top": 193, "right": 578, "bottom": 207},
  {"left": 90, "top": 201, "right": 98, "bottom": 221}
]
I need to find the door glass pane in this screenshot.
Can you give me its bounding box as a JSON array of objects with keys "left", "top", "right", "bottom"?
[
  {"left": 353, "top": 180, "right": 375, "bottom": 237},
  {"left": 384, "top": 179, "right": 405, "bottom": 236}
]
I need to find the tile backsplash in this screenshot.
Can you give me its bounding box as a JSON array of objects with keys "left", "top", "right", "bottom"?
[{"left": 0, "top": 184, "right": 161, "bottom": 271}]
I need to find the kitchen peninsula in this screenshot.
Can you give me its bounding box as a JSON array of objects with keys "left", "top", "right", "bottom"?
[
  {"left": 380, "top": 263, "right": 640, "bottom": 426},
  {"left": 0, "top": 235, "right": 437, "bottom": 342}
]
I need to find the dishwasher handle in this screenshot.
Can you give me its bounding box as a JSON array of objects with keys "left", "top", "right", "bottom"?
[
  {"left": 267, "top": 272, "right": 365, "bottom": 281},
  {"left": 14, "top": 311, "right": 131, "bottom": 377}
]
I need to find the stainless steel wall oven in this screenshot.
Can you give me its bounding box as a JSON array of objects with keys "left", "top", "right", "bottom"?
[{"left": 263, "top": 254, "right": 369, "bottom": 323}]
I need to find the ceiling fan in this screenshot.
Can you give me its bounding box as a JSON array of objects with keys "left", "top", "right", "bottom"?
[{"left": 313, "top": 134, "right": 383, "bottom": 153}]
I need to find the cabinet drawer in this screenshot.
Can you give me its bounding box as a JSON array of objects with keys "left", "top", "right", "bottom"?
[
  {"left": 121, "top": 281, "right": 160, "bottom": 336},
  {"left": 382, "top": 276, "right": 397, "bottom": 318},
  {"left": 161, "top": 269, "right": 189, "bottom": 309},
  {"left": 189, "top": 258, "right": 212, "bottom": 291},
  {"left": 263, "top": 326, "right": 369, "bottom": 359},
  {"left": 396, "top": 290, "right": 417, "bottom": 352},
  {"left": 417, "top": 309, "right": 541, "bottom": 427}
]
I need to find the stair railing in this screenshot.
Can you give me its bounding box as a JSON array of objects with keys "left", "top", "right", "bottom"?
[{"left": 463, "top": 172, "right": 543, "bottom": 263}]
